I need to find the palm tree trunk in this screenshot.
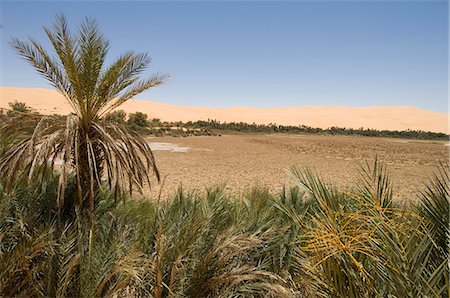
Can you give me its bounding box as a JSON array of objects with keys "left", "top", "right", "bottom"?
[{"left": 76, "top": 125, "right": 104, "bottom": 222}]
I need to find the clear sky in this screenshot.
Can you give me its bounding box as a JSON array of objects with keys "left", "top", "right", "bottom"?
[{"left": 1, "top": 1, "right": 448, "bottom": 112}]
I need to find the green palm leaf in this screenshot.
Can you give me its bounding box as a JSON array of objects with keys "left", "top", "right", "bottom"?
[{"left": 1, "top": 14, "right": 168, "bottom": 223}]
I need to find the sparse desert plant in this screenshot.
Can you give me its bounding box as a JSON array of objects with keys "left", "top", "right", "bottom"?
[
  {"left": 0, "top": 14, "right": 169, "bottom": 223},
  {"left": 6, "top": 100, "right": 32, "bottom": 116}
]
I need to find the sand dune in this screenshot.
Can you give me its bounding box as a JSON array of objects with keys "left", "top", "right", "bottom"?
[{"left": 1, "top": 86, "right": 448, "bottom": 133}]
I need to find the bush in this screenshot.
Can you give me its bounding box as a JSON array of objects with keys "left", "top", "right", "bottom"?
[
  {"left": 127, "top": 112, "right": 149, "bottom": 130},
  {"left": 104, "top": 110, "right": 127, "bottom": 125},
  {"left": 5, "top": 100, "right": 32, "bottom": 118},
  {"left": 150, "top": 118, "right": 161, "bottom": 126}
]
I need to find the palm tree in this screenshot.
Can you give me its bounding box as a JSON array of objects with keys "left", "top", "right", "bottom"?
[{"left": 0, "top": 14, "right": 168, "bottom": 223}]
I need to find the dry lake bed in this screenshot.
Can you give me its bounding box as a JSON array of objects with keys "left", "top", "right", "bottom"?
[{"left": 147, "top": 134, "right": 448, "bottom": 201}]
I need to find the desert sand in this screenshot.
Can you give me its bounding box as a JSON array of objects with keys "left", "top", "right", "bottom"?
[
  {"left": 0, "top": 86, "right": 448, "bottom": 133},
  {"left": 148, "top": 134, "right": 447, "bottom": 200}
]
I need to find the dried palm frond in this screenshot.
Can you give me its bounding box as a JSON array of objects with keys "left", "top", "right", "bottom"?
[{"left": 0, "top": 225, "right": 56, "bottom": 297}]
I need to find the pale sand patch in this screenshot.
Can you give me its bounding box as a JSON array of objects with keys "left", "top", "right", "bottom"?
[
  {"left": 1, "top": 86, "right": 448, "bottom": 133},
  {"left": 148, "top": 142, "right": 190, "bottom": 152}
]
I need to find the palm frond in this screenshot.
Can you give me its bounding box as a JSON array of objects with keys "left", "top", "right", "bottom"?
[
  {"left": 102, "top": 72, "right": 170, "bottom": 116},
  {"left": 418, "top": 165, "right": 449, "bottom": 259},
  {"left": 4, "top": 13, "right": 166, "bottom": 223}
]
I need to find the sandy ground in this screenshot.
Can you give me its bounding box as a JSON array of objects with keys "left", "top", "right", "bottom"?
[
  {"left": 147, "top": 134, "right": 449, "bottom": 202},
  {"left": 1, "top": 86, "right": 448, "bottom": 133}
]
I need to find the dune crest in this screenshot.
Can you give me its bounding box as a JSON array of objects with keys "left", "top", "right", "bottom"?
[{"left": 1, "top": 86, "right": 448, "bottom": 133}]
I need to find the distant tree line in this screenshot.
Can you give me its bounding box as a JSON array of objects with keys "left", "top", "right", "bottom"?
[
  {"left": 182, "top": 119, "right": 449, "bottom": 140},
  {"left": 103, "top": 110, "right": 216, "bottom": 136},
  {"left": 103, "top": 113, "right": 449, "bottom": 140},
  {"left": 1, "top": 102, "right": 448, "bottom": 140}
]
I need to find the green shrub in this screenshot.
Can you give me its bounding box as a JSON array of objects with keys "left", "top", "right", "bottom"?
[
  {"left": 7, "top": 100, "right": 31, "bottom": 116},
  {"left": 127, "top": 112, "right": 148, "bottom": 128},
  {"left": 104, "top": 110, "right": 127, "bottom": 125}
]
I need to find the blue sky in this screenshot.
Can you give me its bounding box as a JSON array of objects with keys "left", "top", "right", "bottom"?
[{"left": 1, "top": 1, "right": 448, "bottom": 112}]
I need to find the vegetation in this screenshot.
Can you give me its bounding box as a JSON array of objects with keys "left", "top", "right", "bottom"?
[
  {"left": 100, "top": 116, "right": 450, "bottom": 140},
  {"left": 3, "top": 105, "right": 447, "bottom": 140},
  {"left": 0, "top": 14, "right": 170, "bottom": 296},
  {"left": 0, "top": 161, "right": 448, "bottom": 297},
  {"left": 127, "top": 111, "right": 151, "bottom": 133},
  {"left": 7, "top": 100, "right": 33, "bottom": 116},
  {"left": 184, "top": 119, "right": 449, "bottom": 140},
  {"left": 1, "top": 14, "right": 168, "bottom": 225},
  {"left": 4, "top": 105, "right": 447, "bottom": 140},
  {"left": 104, "top": 109, "right": 127, "bottom": 126}
]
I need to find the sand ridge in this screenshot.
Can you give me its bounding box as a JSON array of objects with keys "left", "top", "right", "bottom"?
[{"left": 1, "top": 86, "right": 448, "bottom": 133}]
